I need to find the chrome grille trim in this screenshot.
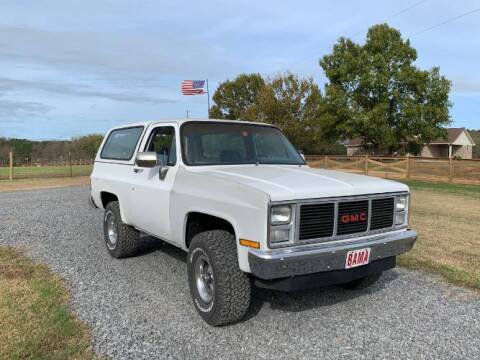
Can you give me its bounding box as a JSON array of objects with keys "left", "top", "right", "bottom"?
[{"left": 292, "top": 192, "right": 407, "bottom": 245}]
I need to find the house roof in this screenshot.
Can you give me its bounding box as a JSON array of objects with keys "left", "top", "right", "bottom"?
[
  {"left": 429, "top": 128, "right": 467, "bottom": 145},
  {"left": 345, "top": 138, "right": 364, "bottom": 147},
  {"left": 345, "top": 128, "right": 475, "bottom": 147}
]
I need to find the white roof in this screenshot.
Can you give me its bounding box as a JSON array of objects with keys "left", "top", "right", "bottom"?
[{"left": 112, "top": 118, "right": 274, "bottom": 129}]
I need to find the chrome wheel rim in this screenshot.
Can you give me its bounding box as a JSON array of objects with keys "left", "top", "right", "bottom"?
[
  {"left": 194, "top": 255, "right": 214, "bottom": 303},
  {"left": 105, "top": 211, "right": 118, "bottom": 250}
]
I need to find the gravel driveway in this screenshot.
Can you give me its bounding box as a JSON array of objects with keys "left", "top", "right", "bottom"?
[{"left": 0, "top": 186, "right": 479, "bottom": 359}]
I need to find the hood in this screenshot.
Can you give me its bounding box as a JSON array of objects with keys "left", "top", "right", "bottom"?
[{"left": 190, "top": 164, "right": 409, "bottom": 201}]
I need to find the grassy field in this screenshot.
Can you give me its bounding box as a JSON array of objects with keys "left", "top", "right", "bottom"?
[
  {"left": 398, "top": 180, "right": 480, "bottom": 290},
  {"left": 0, "top": 247, "right": 94, "bottom": 359},
  {"left": 401, "top": 179, "right": 480, "bottom": 195},
  {"left": 0, "top": 165, "right": 93, "bottom": 179}
]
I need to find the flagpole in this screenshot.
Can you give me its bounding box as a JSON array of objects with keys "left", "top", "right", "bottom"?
[{"left": 206, "top": 78, "right": 210, "bottom": 118}]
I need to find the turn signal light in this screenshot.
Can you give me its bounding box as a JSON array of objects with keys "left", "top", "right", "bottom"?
[{"left": 239, "top": 239, "right": 260, "bottom": 249}]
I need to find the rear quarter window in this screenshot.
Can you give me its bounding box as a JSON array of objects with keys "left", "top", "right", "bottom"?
[{"left": 100, "top": 126, "right": 144, "bottom": 160}]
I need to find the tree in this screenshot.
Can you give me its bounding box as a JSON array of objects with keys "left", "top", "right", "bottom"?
[
  {"left": 9, "top": 138, "right": 32, "bottom": 156},
  {"left": 69, "top": 134, "right": 104, "bottom": 158},
  {"left": 320, "top": 24, "right": 452, "bottom": 153},
  {"left": 209, "top": 73, "right": 265, "bottom": 120},
  {"left": 254, "top": 73, "right": 326, "bottom": 152},
  {"left": 210, "top": 73, "right": 330, "bottom": 153}
]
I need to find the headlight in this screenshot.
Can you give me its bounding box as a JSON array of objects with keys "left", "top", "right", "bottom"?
[
  {"left": 396, "top": 196, "right": 408, "bottom": 211},
  {"left": 271, "top": 205, "right": 292, "bottom": 225},
  {"left": 395, "top": 195, "right": 409, "bottom": 227},
  {"left": 395, "top": 212, "right": 407, "bottom": 225},
  {"left": 270, "top": 229, "right": 291, "bottom": 243},
  {"left": 269, "top": 204, "right": 295, "bottom": 248}
]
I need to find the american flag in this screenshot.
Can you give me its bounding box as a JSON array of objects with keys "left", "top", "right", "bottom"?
[{"left": 181, "top": 80, "right": 206, "bottom": 95}]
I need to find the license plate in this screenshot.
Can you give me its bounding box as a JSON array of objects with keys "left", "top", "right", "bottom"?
[{"left": 345, "top": 248, "right": 371, "bottom": 269}]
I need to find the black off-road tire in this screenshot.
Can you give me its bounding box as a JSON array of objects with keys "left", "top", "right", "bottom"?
[
  {"left": 339, "top": 273, "right": 383, "bottom": 290},
  {"left": 187, "top": 230, "right": 251, "bottom": 326},
  {"left": 103, "top": 201, "right": 140, "bottom": 258}
]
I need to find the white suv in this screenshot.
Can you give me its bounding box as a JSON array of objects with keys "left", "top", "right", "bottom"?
[{"left": 90, "top": 119, "right": 417, "bottom": 325}]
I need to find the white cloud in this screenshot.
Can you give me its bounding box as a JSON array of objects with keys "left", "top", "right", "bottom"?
[
  {"left": 0, "top": 77, "right": 177, "bottom": 104},
  {"left": 0, "top": 26, "right": 235, "bottom": 78},
  {"left": 0, "top": 98, "right": 52, "bottom": 118}
]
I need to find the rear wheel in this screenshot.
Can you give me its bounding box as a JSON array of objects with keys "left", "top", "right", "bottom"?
[
  {"left": 339, "top": 273, "right": 382, "bottom": 290},
  {"left": 187, "top": 230, "right": 251, "bottom": 326},
  {"left": 103, "top": 201, "right": 140, "bottom": 258}
]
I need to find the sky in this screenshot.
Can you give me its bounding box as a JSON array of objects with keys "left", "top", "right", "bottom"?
[{"left": 0, "top": 0, "right": 479, "bottom": 140}]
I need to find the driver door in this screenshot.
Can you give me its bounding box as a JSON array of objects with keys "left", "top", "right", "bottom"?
[{"left": 128, "top": 123, "right": 179, "bottom": 240}]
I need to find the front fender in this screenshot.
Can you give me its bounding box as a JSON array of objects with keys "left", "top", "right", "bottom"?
[{"left": 170, "top": 166, "right": 270, "bottom": 273}]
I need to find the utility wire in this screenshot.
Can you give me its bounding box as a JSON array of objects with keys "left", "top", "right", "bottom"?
[
  {"left": 385, "top": 0, "right": 428, "bottom": 21},
  {"left": 350, "top": 0, "right": 428, "bottom": 38},
  {"left": 408, "top": 6, "right": 480, "bottom": 37}
]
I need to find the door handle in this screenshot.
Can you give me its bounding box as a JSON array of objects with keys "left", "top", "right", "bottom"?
[{"left": 133, "top": 168, "right": 143, "bottom": 173}]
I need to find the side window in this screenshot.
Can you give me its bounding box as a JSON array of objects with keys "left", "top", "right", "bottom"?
[
  {"left": 145, "top": 126, "right": 176, "bottom": 166},
  {"left": 100, "top": 126, "right": 144, "bottom": 160}
]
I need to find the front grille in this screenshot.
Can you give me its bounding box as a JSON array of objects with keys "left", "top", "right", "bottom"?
[
  {"left": 337, "top": 200, "right": 369, "bottom": 235},
  {"left": 297, "top": 195, "right": 397, "bottom": 242},
  {"left": 299, "top": 203, "right": 334, "bottom": 240},
  {"left": 370, "top": 197, "right": 394, "bottom": 230}
]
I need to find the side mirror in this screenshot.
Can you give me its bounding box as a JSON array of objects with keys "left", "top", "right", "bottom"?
[
  {"left": 136, "top": 152, "right": 158, "bottom": 168},
  {"left": 297, "top": 149, "right": 305, "bottom": 161}
]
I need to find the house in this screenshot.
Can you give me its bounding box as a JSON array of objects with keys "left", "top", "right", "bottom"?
[
  {"left": 345, "top": 128, "right": 476, "bottom": 159},
  {"left": 345, "top": 138, "right": 372, "bottom": 156},
  {"left": 420, "top": 128, "right": 475, "bottom": 159},
  {"left": 345, "top": 138, "right": 398, "bottom": 156}
]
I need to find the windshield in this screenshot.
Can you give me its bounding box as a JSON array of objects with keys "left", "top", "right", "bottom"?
[{"left": 181, "top": 122, "right": 305, "bottom": 166}]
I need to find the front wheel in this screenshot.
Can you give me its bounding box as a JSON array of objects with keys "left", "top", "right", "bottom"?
[{"left": 187, "top": 230, "right": 251, "bottom": 326}]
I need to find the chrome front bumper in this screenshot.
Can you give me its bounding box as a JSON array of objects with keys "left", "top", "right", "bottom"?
[{"left": 248, "top": 229, "right": 417, "bottom": 280}]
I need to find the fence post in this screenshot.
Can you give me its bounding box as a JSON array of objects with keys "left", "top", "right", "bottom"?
[
  {"left": 406, "top": 155, "right": 410, "bottom": 179},
  {"left": 9, "top": 151, "right": 13, "bottom": 181},
  {"left": 69, "top": 152, "right": 73, "bottom": 178},
  {"left": 449, "top": 157, "right": 453, "bottom": 182},
  {"left": 324, "top": 155, "right": 328, "bottom": 169},
  {"left": 364, "top": 154, "right": 369, "bottom": 175}
]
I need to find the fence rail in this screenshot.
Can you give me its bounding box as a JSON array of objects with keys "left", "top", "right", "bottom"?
[
  {"left": 1, "top": 151, "right": 479, "bottom": 185},
  {"left": 306, "top": 155, "right": 480, "bottom": 185},
  {"left": 0, "top": 151, "right": 94, "bottom": 180}
]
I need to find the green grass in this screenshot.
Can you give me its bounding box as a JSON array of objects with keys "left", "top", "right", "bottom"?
[
  {"left": 399, "top": 179, "right": 480, "bottom": 196},
  {"left": 398, "top": 184, "right": 480, "bottom": 291},
  {"left": 398, "top": 256, "right": 480, "bottom": 291},
  {"left": 0, "top": 247, "right": 95, "bottom": 359},
  {"left": 0, "top": 165, "right": 92, "bottom": 179}
]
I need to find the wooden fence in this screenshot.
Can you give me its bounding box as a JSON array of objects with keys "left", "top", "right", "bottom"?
[
  {"left": 0, "top": 151, "right": 94, "bottom": 180},
  {"left": 306, "top": 155, "right": 480, "bottom": 185},
  {"left": 2, "top": 150, "right": 480, "bottom": 185}
]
